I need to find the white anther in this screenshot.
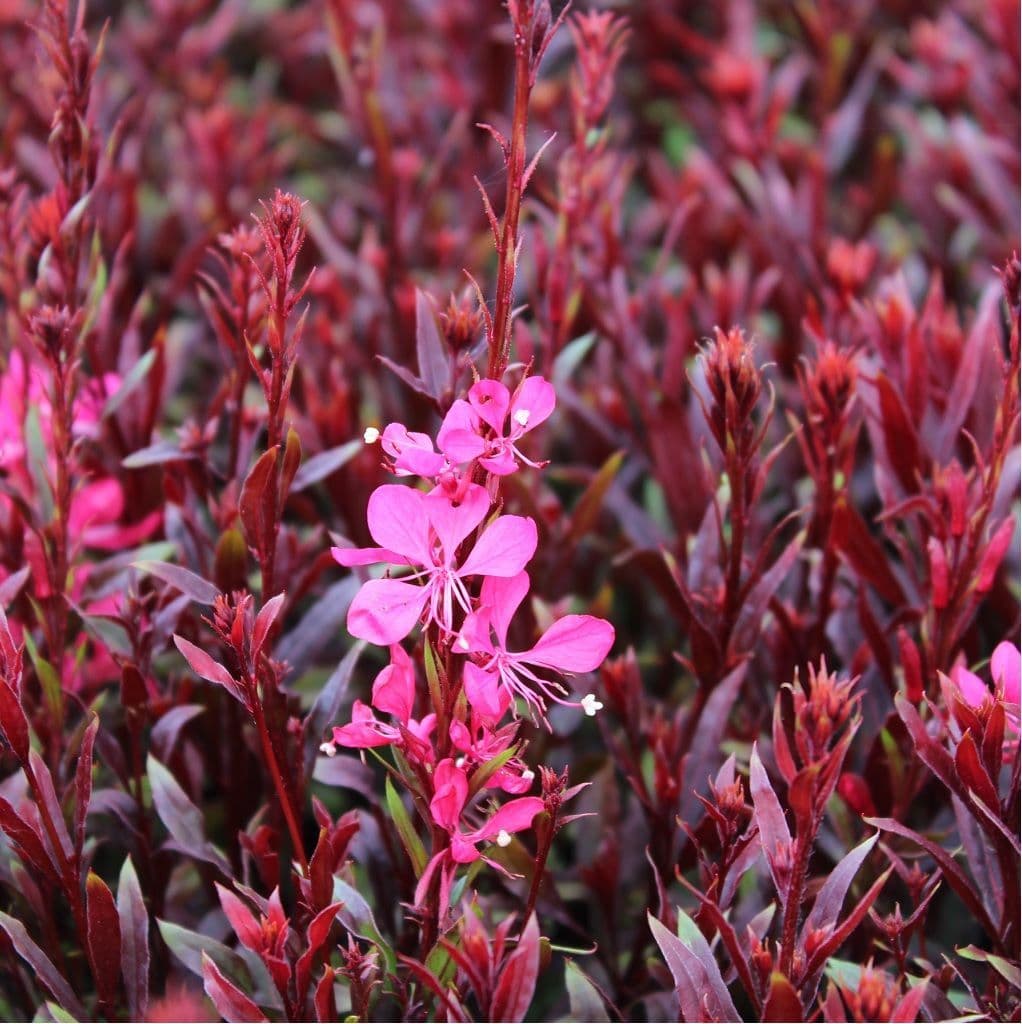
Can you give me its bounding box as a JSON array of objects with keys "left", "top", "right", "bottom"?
[
  {"left": 319, "top": 741, "right": 337, "bottom": 757},
  {"left": 363, "top": 426, "right": 380, "bottom": 444},
  {"left": 513, "top": 409, "right": 531, "bottom": 427},
  {"left": 457, "top": 634, "right": 470, "bottom": 651},
  {"left": 581, "top": 693, "right": 604, "bottom": 717},
  {"left": 521, "top": 769, "right": 535, "bottom": 783},
  {"left": 455, "top": 757, "right": 466, "bottom": 768},
  {"left": 496, "top": 829, "right": 512, "bottom": 847}
]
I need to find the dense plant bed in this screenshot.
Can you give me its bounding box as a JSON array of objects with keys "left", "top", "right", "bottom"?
[{"left": 0, "top": 0, "right": 1018, "bottom": 1020}]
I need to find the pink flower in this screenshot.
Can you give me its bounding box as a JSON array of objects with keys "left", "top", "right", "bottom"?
[
  {"left": 332, "top": 483, "right": 537, "bottom": 644},
  {"left": 449, "top": 713, "right": 535, "bottom": 794},
  {"left": 427, "top": 758, "right": 544, "bottom": 863},
  {"left": 330, "top": 645, "right": 436, "bottom": 757},
  {"left": 438, "top": 376, "right": 555, "bottom": 476},
  {"left": 991, "top": 641, "right": 1021, "bottom": 707},
  {"left": 459, "top": 571, "right": 615, "bottom": 717},
  {"left": 376, "top": 423, "right": 447, "bottom": 478}
]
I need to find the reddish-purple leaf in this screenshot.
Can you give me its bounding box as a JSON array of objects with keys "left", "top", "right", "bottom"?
[
  {"left": 415, "top": 288, "right": 450, "bottom": 401},
  {"left": 0, "top": 678, "right": 29, "bottom": 762},
  {"left": 27, "top": 750, "right": 73, "bottom": 861},
  {"left": 832, "top": 500, "right": 907, "bottom": 606},
  {"left": 803, "top": 833, "right": 878, "bottom": 938},
  {"left": 201, "top": 953, "right": 268, "bottom": 1023},
  {"left": 74, "top": 716, "right": 99, "bottom": 857},
  {"left": 87, "top": 871, "right": 122, "bottom": 1007},
  {"left": 874, "top": 373, "right": 921, "bottom": 494},
  {"left": 252, "top": 592, "right": 285, "bottom": 659},
  {"left": 491, "top": 913, "right": 541, "bottom": 1023},
  {"left": 891, "top": 980, "right": 930, "bottom": 1023},
  {"left": 0, "top": 910, "right": 84, "bottom": 1017},
  {"left": 173, "top": 635, "right": 246, "bottom": 705},
  {"left": 954, "top": 731, "right": 1000, "bottom": 811},
  {"left": 240, "top": 446, "right": 279, "bottom": 557},
  {"left": 0, "top": 795, "right": 61, "bottom": 884},
  {"left": 134, "top": 559, "right": 220, "bottom": 604},
  {"left": 118, "top": 856, "right": 150, "bottom": 1021},
  {"left": 763, "top": 972, "right": 803, "bottom": 1022},
  {"left": 749, "top": 744, "right": 792, "bottom": 900}
]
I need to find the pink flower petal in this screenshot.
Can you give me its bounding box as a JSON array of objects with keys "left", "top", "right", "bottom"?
[
  {"left": 510, "top": 376, "right": 556, "bottom": 433},
  {"left": 366, "top": 485, "right": 432, "bottom": 564},
  {"left": 430, "top": 758, "right": 468, "bottom": 830},
  {"left": 381, "top": 424, "right": 446, "bottom": 477},
  {"left": 458, "top": 515, "right": 537, "bottom": 578},
  {"left": 479, "top": 448, "right": 519, "bottom": 476},
  {"left": 371, "top": 645, "right": 416, "bottom": 722},
  {"left": 437, "top": 401, "right": 486, "bottom": 463},
  {"left": 449, "top": 833, "right": 481, "bottom": 864},
  {"left": 332, "top": 701, "right": 398, "bottom": 748},
  {"left": 478, "top": 572, "right": 531, "bottom": 649},
  {"left": 331, "top": 545, "right": 407, "bottom": 568},
  {"left": 424, "top": 483, "right": 490, "bottom": 562},
  {"left": 525, "top": 614, "right": 615, "bottom": 673},
  {"left": 347, "top": 578, "right": 429, "bottom": 644},
  {"left": 991, "top": 641, "right": 1021, "bottom": 706},
  {"left": 463, "top": 662, "right": 507, "bottom": 720},
  {"left": 951, "top": 664, "right": 989, "bottom": 708},
  {"left": 468, "top": 379, "right": 510, "bottom": 434},
  {"left": 476, "top": 796, "right": 545, "bottom": 840}
]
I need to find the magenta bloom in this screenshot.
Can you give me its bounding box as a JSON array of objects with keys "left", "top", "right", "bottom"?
[
  {"left": 427, "top": 758, "right": 544, "bottom": 864},
  {"left": 949, "top": 641, "right": 1021, "bottom": 738},
  {"left": 377, "top": 423, "right": 447, "bottom": 478},
  {"left": 459, "top": 571, "right": 615, "bottom": 717},
  {"left": 332, "top": 483, "right": 537, "bottom": 645},
  {"left": 438, "top": 376, "right": 555, "bottom": 476},
  {"left": 330, "top": 645, "right": 435, "bottom": 756}
]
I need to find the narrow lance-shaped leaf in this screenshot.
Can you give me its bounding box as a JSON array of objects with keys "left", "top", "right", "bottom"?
[{"left": 118, "top": 855, "right": 150, "bottom": 1020}]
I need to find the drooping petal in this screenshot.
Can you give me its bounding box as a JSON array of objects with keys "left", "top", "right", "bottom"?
[
  {"left": 477, "top": 572, "right": 530, "bottom": 650},
  {"left": 430, "top": 758, "right": 468, "bottom": 830},
  {"left": 951, "top": 663, "right": 989, "bottom": 708},
  {"left": 463, "top": 662, "right": 508, "bottom": 721},
  {"left": 331, "top": 545, "right": 407, "bottom": 568},
  {"left": 475, "top": 796, "right": 545, "bottom": 841},
  {"left": 524, "top": 614, "right": 615, "bottom": 673},
  {"left": 991, "top": 641, "right": 1021, "bottom": 706},
  {"left": 347, "top": 578, "right": 429, "bottom": 644},
  {"left": 424, "top": 483, "right": 490, "bottom": 563},
  {"left": 437, "top": 400, "right": 486, "bottom": 463},
  {"left": 371, "top": 644, "right": 416, "bottom": 722},
  {"left": 332, "top": 701, "right": 398, "bottom": 748},
  {"left": 449, "top": 833, "right": 482, "bottom": 864},
  {"left": 510, "top": 376, "right": 556, "bottom": 434},
  {"left": 468, "top": 379, "right": 511, "bottom": 434},
  {"left": 458, "top": 515, "right": 537, "bottom": 578},
  {"left": 380, "top": 424, "right": 446, "bottom": 477},
  {"left": 479, "top": 447, "right": 519, "bottom": 476},
  {"left": 365, "top": 485, "right": 432, "bottom": 564}
]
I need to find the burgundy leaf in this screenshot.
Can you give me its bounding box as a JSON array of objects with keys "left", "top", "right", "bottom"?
[
  {"left": 202, "top": 953, "right": 268, "bottom": 1023},
  {"left": 491, "top": 913, "right": 541, "bottom": 1023},
  {"left": 173, "top": 635, "right": 247, "bottom": 705},
  {"left": 134, "top": 559, "right": 220, "bottom": 604},
  {"left": 74, "top": 716, "right": 99, "bottom": 857},
  {"left": 0, "top": 910, "right": 84, "bottom": 1017},
  {"left": 118, "top": 856, "right": 150, "bottom": 1021},
  {"left": 87, "top": 871, "right": 122, "bottom": 1007},
  {"left": 763, "top": 972, "right": 803, "bottom": 1022},
  {"left": 749, "top": 744, "right": 792, "bottom": 900},
  {"left": 415, "top": 288, "right": 450, "bottom": 400}
]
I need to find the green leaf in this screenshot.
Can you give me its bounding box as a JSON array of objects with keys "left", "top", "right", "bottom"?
[
  {"left": 567, "top": 450, "right": 625, "bottom": 544},
  {"left": 22, "top": 631, "right": 63, "bottom": 730},
  {"left": 552, "top": 332, "right": 597, "bottom": 386},
  {"left": 565, "top": 960, "right": 610, "bottom": 1022},
  {"left": 24, "top": 407, "right": 54, "bottom": 524},
  {"left": 385, "top": 775, "right": 427, "bottom": 875}
]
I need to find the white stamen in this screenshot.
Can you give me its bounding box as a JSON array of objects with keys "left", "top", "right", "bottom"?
[
  {"left": 457, "top": 634, "right": 470, "bottom": 651},
  {"left": 513, "top": 408, "right": 530, "bottom": 427},
  {"left": 496, "top": 829, "right": 512, "bottom": 847},
  {"left": 363, "top": 426, "right": 380, "bottom": 444},
  {"left": 455, "top": 757, "right": 466, "bottom": 768},
  {"left": 319, "top": 741, "right": 337, "bottom": 757},
  {"left": 581, "top": 693, "right": 603, "bottom": 717},
  {"left": 521, "top": 769, "right": 535, "bottom": 783}
]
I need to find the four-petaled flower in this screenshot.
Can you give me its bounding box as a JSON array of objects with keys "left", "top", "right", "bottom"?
[{"left": 332, "top": 482, "right": 537, "bottom": 645}]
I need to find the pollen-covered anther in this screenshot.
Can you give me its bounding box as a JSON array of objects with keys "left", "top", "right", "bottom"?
[
  {"left": 496, "top": 829, "right": 512, "bottom": 847},
  {"left": 363, "top": 426, "right": 380, "bottom": 444},
  {"left": 581, "top": 693, "right": 603, "bottom": 716},
  {"left": 319, "top": 740, "right": 338, "bottom": 757}
]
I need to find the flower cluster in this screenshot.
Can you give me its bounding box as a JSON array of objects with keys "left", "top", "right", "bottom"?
[{"left": 326, "top": 373, "right": 614, "bottom": 921}]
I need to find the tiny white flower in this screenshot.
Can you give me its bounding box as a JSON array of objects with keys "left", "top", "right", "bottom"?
[
  {"left": 581, "top": 693, "right": 603, "bottom": 717},
  {"left": 319, "top": 740, "right": 337, "bottom": 757},
  {"left": 496, "top": 829, "right": 512, "bottom": 847},
  {"left": 513, "top": 408, "right": 531, "bottom": 427},
  {"left": 363, "top": 426, "right": 380, "bottom": 444}
]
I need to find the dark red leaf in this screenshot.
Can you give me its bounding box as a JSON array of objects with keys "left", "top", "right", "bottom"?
[
  {"left": 74, "top": 716, "right": 98, "bottom": 857},
  {"left": 201, "top": 953, "right": 268, "bottom": 1023},
  {"left": 763, "top": 972, "right": 803, "bottom": 1022},
  {"left": 491, "top": 913, "right": 541, "bottom": 1023},
  {"left": 87, "top": 871, "right": 122, "bottom": 1007},
  {"left": 118, "top": 856, "right": 150, "bottom": 1021}
]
